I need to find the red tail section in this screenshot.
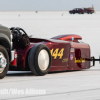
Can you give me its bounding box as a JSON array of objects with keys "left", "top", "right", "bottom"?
[{"left": 51, "top": 34, "right": 82, "bottom": 42}]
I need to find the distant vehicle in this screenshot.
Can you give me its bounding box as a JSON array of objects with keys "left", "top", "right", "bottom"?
[
  {"left": 84, "top": 7, "right": 94, "bottom": 14},
  {"left": 69, "top": 8, "right": 84, "bottom": 14},
  {"left": 69, "top": 6, "right": 94, "bottom": 14}
]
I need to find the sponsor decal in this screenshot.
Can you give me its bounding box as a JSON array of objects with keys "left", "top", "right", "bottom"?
[
  {"left": 62, "top": 58, "right": 68, "bottom": 62},
  {"left": 70, "top": 48, "right": 74, "bottom": 52},
  {"left": 70, "top": 54, "right": 73, "bottom": 60},
  {"left": 75, "top": 57, "right": 85, "bottom": 63},
  {"left": 50, "top": 48, "right": 64, "bottom": 59}
]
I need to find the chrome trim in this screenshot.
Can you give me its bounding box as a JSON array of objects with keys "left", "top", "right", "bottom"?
[
  {"left": 0, "top": 52, "right": 7, "bottom": 73},
  {"left": 11, "top": 50, "right": 15, "bottom": 62},
  {"left": 38, "top": 49, "right": 49, "bottom": 71},
  {"left": 11, "top": 42, "right": 13, "bottom": 50},
  {"left": 10, "top": 34, "right": 13, "bottom": 49}
]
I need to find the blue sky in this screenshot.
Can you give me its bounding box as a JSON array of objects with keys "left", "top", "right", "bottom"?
[{"left": 0, "top": 0, "right": 99, "bottom": 11}]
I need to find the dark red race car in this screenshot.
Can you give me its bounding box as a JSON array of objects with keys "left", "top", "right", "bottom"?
[
  {"left": 9, "top": 27, "right": 99, "bottom": 76},
  {"left": 0, "top": 27, "right": 99, "bottom": 79}
]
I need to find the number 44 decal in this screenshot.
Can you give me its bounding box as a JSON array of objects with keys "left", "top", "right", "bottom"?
[{"left": 50, "top": 48, "right": 64, "bottom": 59}]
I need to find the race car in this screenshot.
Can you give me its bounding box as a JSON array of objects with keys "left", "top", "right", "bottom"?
[{"left": 0, "top": 26, "right": 99, "bottom": 78}]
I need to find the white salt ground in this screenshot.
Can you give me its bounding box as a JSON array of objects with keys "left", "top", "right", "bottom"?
[{"left": 0, "top": 11, "right": 100, "bottom": 100}]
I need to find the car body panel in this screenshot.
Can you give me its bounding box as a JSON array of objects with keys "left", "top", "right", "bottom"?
[
  {"left": 47, "top": 42, "right": 70, "bottom": 71},
  {"left": 69, "top": 42, "right": 90, "bottom": 70}
]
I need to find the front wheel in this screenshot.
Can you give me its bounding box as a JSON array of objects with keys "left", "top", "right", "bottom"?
[
  {"left": 0, "top": 45, "right": 9, "bottom": 79},
  {"left": 28, "top": 44, "right": 52, "bottom": 76}
]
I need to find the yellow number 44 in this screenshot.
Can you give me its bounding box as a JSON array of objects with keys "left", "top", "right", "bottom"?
[{"left": 50, "top": 48, "right": 64, "bottom": 59}]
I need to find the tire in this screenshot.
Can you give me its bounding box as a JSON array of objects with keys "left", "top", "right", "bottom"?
[
  {"left": 0, "top": 45, "right": 9, "bottom": 79},
  {"left": 28, "top": 44, "right": 52, "bottom": 76},
  {"left": 79, "top": 12, "right": 82, "bottom": 14},
  {"left": 87, "top": 12, "right": 89, "bottom": 14},
  {"left": 69, "top": 12, "right": 72, "bottom": 14}
]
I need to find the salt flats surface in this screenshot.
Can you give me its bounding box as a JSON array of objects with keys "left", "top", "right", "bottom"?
[{"left": 0, "top": 11, "right": 100, "bottom": 100}]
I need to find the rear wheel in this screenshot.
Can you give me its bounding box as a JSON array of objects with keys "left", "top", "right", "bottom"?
[
  {"left": 87, "top": 12, "right": 90, "bottom": 14},
  {"left": 0, "top": 45, "right": 9, "bottom": 79},
  {"left": 69, "top": 12, "right": 73, "bottom": 14},
  {"left": 28, "top": 44, "right": 52, "bottom": 76}
]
